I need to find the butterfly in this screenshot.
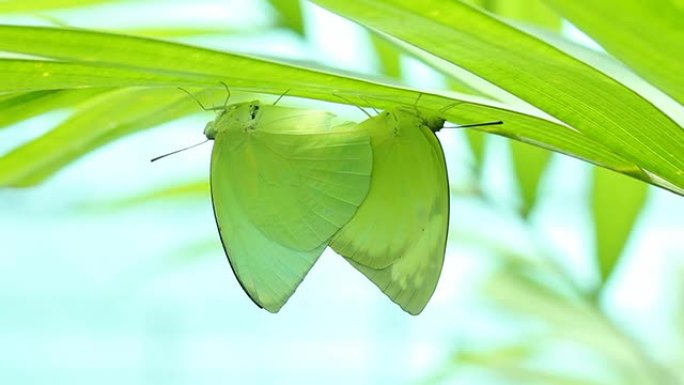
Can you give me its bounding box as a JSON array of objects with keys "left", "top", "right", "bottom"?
[
  {"left": 194, "top": 90, "right": 499, "bottom": 314},
  {"left": 330, "top": 106, "right": 450, "bottom": 315},
  {"left": 204, "top": 100, "right": 372, "bottom": 312}
]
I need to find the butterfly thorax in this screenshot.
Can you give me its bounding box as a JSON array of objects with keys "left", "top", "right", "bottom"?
[
  {"left": 421, "top": 114, "right": 446, "bottom": 132},
  {"left": 204, "top": 100, "right": 263, "bottom": 140}
]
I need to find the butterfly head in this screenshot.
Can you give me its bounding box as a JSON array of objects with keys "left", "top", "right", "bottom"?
[
  {"left": 395, "top": 106, "right": 446, "bottom": 133},
  {"left": 417, "top": 111, "right": 446, "bottom": 132},
  {"left": 204, "top": 100, "right": 263, "bottom": 140},
  {"left": 402, "top": 94, "right": 447, "bottom": 132}
]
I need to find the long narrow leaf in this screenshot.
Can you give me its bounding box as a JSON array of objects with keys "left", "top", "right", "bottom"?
[
  {"left": 0, "top": 89, "right": 105, "bottom": 129},
  {"left": 510, "top": 140, "right": 552, "bottom": 217},
  {"left": 545, "top": 0, "right": 684, "bottom": 104},
  {"left": 267, "top": 0, "right": 306, "bottom": 35},
  {"left": 378, "top": 33, "right": 490, "bottom": 97},
  {"left": 469, "top": 0, "right": 561, "bottom": 30},
  {"left": 0, "top": 59, "right": 222, "bottom": 92},
  {"left": 465, "top": 129, "right": 486, "bottom": 174},
  {"left": 0, "top": 26, "right": 674, "bottom": 194},
  {"left": 368, "top": 32, "right": 402, "bottom": 78},
  {"left": 98, "top": 180, "right": 209, "bottom": 209},
  {"left": 0, "top": 59, "right": 652, "bottom": 193},
  {"left": 0, "top": 0, "right": 123, "bottom": 13},
  {"left": 509, "top": 23, "right": 684, "bottom": 125},
  {"left": 0, "top": 87, "right": 202, "bottom": 186}
]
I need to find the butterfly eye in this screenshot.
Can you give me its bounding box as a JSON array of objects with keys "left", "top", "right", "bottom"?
[{"left": 250, "top": 105, "right": 260, "bottom": 119}]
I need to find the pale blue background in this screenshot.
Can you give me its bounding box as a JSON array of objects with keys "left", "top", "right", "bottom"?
[{"left": 1, "top": 1, "right": 683, "bottom": 384}]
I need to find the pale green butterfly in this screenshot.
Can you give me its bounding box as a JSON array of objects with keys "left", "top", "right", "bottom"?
[
  {"left": 331, "top": 104, "right": 501, "bottom": 314},
  {"left": 201, "top": 96, "right": 372, "bottom": 313}
]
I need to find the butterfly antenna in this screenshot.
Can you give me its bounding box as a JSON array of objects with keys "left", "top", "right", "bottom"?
[
  {"left": 150, "top": 139, "right": 210, "bottom": 163},
  {"left": 273, "top": 89, "right": 290, "bottom": 106},
  {"left": 414, "top": 93, "right": 423, "bottom": 108},
  {"left": 332, "top": 92, "right": 372, "bottom": 118},
  {"left": 443, "top": 120, "right": 503, "bottom": 129},
  {"left": 439, "top": 101, "right": 465, "bottom": 114},
  {"left": 358, "top": 95, "right": 379, "bottom": 114},
  {"left": 178, "top": 87, "right": 214, "bottom": 111}
]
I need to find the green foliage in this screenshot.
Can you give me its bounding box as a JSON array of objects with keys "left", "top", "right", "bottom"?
[
  {"left": 0, "top": 89, "right": 102, "bottom": 129},
  {"left": 0, "top": 3, "right": 682, "bottom": 194},
  {"left": 510, "top": 141, "right": 551, "bottom": 217},
  {"left": 311, "top": 0, "right": 684, "bottom": 194},
  {"left": 0, "top": 1, "right": 681, "bottom": 380},
  {"left": 468, "top": 0, "right": 561, "bottom": 30},
  {"left": 0, "top": 0, "right": 123, "bottom": 13},
  {"left": 591, "top": 167, "right": 649, "bottom": 285},
  {"left": 267, "top": 0, "right": 306, "bottom": 35},
  {"left": 98, "top": 180, "right": 210, "bottom": 209},
  {"left": 0, "top": 88, "right": 202, "bottom": 186},
  {"left": 545, "top": 0, "right": 684, "bottom": 104},
  {"left": 464, "top": 129, "right": 487, "bottom": 174},
  {"left": 368, "top": 32, "right": 403, "bottom": 78}
]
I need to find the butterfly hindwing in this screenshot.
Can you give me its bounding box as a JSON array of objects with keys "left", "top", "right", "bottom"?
[{"left": 235, "top": 128, "right": 372, "bottom": 252}]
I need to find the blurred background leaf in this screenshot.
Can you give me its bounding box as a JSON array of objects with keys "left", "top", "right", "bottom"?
[
  {"left": 591, "top": 167, "right": 649, "bottom": 288},
  {"left": 0, "top": 88, "right": 104, "bottom": 129},
  {"left": 266, "top": 0, "right": 306, "bottom": 35},
  {"left": 368, "top": 31, "right": 402, "bottom": 78},
  {"left": 98, "top": 179, "right": 210, "bottom": 209},
  {"left": 0, "top": 87, "right": 203, "bottom": 186},
  {"left": 0, "top": 0, "right": 124, "bottom": 13},
  {"left": 510, "top": 141, "right": 552, "bottom": 217}
]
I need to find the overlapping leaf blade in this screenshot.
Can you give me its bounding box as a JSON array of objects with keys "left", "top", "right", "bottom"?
[
  {"left": 311, "top": 0, "right": 684, "bottom": 192},
  {"left": 0, "top": 89, "right": 105, "bottom": 129},
  {"left": 510, "top": 141, "right": 551, "bottom": 217},
  {"left": 468, "top": 0, "right": 561, "bottom": 30},
  {"left": 0, "top": 25, "right": 677, "bottom": 195},
  {"left": 267, "top": 0, "right": 306, "bottom": 35},
  {"left": 545, "top": 0, "right": 684, "bottom": 104}
]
